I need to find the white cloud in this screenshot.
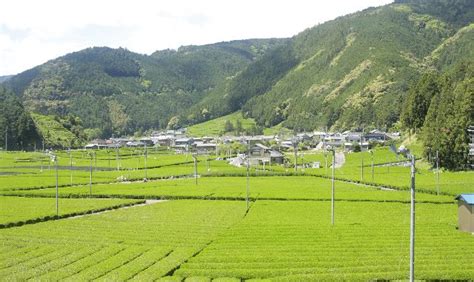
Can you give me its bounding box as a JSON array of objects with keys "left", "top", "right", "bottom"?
[{"left": 0, "top": 0, "right": 393, "bottom": 75}]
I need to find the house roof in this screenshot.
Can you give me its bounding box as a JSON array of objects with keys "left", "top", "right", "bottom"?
[
  {"left": 270, "top": 150, "right": 283, "bottom": 157},
  {"left": 255, "top": 143, "right": 270, "bottom": 150},
  {"left": 456, "top": 194, "right": 474, "bottom": 205}
]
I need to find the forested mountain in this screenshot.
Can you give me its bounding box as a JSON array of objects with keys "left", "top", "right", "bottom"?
[
  {"left": 1, "top": 0, "right": 473, "bottom": 142},
  {"left": 0, "top": 76, "right": 12, "bottom": 83},
  {"left": 2, "top": 39, "right": 285, "bottom": 138},
  {"left": 188, "top": 0, "right": 473, "bottom": 131},
  {"left": 0, "top": 86, "right": 39, "bottom": 150}
]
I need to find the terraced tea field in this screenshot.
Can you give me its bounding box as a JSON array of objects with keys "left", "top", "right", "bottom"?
[{"left": 0, "top": 149, "right": 472, "bottom": 280}]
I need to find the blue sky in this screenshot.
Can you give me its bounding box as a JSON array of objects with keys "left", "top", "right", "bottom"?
[{"left": 0, "top": 0, "right": 392, "bottom": 75}]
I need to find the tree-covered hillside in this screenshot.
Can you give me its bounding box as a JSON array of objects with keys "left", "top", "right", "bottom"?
[
  {"left": 234, "top": 0, "right": 473, "bottom": 131},
  {"left": 1, "top": 0, "right": 472, "bottom": 142},
  {"left": 0, "top": 87, "right": 39, "bottom": 150},
  {"left": 402, "top": 61, "right": 473, "bottom": 170},
  {"left": 2, "top": 39, "right": 285, "bottom": 138},
  {"left": 0, "top": 76, "right": 12, "bottom": 83}
]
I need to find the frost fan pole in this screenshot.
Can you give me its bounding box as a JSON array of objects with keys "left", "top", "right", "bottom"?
[
  {"left": 409, "top": 155, "right": 416, "bottom": 282},
  {"left": 89, "top": 152, "right": 94, "bottom": 196},
  {"left": 246, "top": 139, "right": 250, "bottom": 211},
  {"left": 192, "top": 153, "right": 198, "bottom": 185},
  {"left": 144, "top": 143, "right": 148, "bottom": 181},
  {"left": 69, "top": 150, "right": 73, "bottom": 187},
  {"left": 331, "top": 149, "right": 335, "bottom": 226},
  {"left": 436, "top": 150, "right": 440, "bottom": 195},
  {"left": 4, "top": 126, "right": 7, "bottom": 151},
  {"left": 54, "top": 155, "right": 59, "bottom": 216},
  {"left": 370, "top": 150, "right": 374, "bottom": 182}
]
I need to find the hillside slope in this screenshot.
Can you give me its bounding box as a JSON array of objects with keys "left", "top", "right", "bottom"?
[
  {"left": 241, "top": 0, "right": 473, "bottom": 131},
  {"left": 3, "top": 39, "right": 285, "bottom": 137},
  {"left": 2, "top": 0, "right": 473, "bottom": 137},
  {"left": 184, "top": 0, "right": 473, "bottom": 131}
]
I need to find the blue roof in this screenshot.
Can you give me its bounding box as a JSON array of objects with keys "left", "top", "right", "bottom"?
[{"left": 456, "top": 194, "right": 474, "bottom": 205}]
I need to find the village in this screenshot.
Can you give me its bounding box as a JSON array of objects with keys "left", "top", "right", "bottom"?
[{"left": 83, "top": 129, "right": 401, "bottom": 167}]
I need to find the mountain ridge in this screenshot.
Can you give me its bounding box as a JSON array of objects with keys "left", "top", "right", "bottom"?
[{"left": 1, "top": 0, "right": 473, "bottom": 138}]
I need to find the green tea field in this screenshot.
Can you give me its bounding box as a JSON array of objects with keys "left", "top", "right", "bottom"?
[{"left": 0, "top": 149, "right": 473, "bottom": 281}]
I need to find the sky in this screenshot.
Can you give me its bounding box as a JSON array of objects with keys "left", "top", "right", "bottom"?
[{"left": 0, "top": 0, "right": 393, "bottom": 76}]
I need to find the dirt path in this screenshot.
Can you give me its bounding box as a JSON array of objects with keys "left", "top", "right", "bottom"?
[{"left": 69, "top": 199, "right": 168, "bottom": 219}]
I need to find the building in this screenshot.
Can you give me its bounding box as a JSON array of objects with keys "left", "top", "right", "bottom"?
[
  {"left": 364, "top": 130, "right": 390, "bottom": 143},
  {"left": 455, "top": 194, "right": 474, "bottom": 233},
  {"left": 323, "top": 134, "right": 345, "bottom": 148},
  {"left": 84, "top": 139, "right": 108, "bottom": 149},
  {"left": 249, "top": 143, "right": 284, "bottom": 165},
  {"left": 194, "top": 142, "right": 217, "bottom": 155}
]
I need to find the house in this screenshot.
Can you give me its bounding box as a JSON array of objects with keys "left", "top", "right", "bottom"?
[
  {"left": 364, "top": 130, "right": 390, "bottom": 143},
  {"left": 171, "top": 138, "right": 194, "bottom": 153},
  {"left": 250, "top": 143, "right": 270, "bottom": 158},
  {"left": 344, "top": 132, "right": 363, "bottom": 143},
  {"left": 126, "top": 141, "right": 146, "bottom": 147},
  {"left": 280, "top": 140, "right": 294, "bottom": 149},
  {"left": 455, "top": 194, "right": 474, "bottom": 233},
  {"left": 269, "top": 150, "right": 284, "bottom": 164},
  {"left": 194, "top": 142, "right": 217, "bottom": 155},
  {"left": 249, "top": 143, "right": 284, "bottom": 165},
  {"left": 175, "top": 138, "right": 194, "bottom": 146},
  {"left": 85, "top": 139, "right": 108, "bottom": 149},
  {"left": 153, "top": 135, "right": 175, "bottom": 147},
  {"left": 344, "top": 142, "right": 369, "bottom": 152},
  {"left": 323, "top": 134, "right": 345, "bottom": 148}
]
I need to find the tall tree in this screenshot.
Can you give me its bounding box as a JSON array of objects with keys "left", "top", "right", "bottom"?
[
  {"left": 401, "top": 73, "right": 440, "bottom": 131},
  {"left": 422, "top": 61, "right": 473, "bottom": 170}
]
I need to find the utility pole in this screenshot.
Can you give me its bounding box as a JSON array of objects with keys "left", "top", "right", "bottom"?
[
  {"left": 387, "top": 152, "right": 390, "bottom": 174},
  {"left": 436, "top": 150, "right": 440, "bottom": 195},
  {"left": 144, "top": 143, "right": 148, "bottom": 180},
  {"left": 361, "top": 152, "right": 364, "bottom": 181},
  {"left": 409, "top": 154, "right": 416, "bottom": 282},
  {"left": 192, "top": 153, "right": 198, "bottom": 185},
  {"left": 293, "top": 137, "right": 298, "bottom": 172},
  {"left": 246, "top": 139, "right": 250, "bottom": 211},
  {"left": 69, "top": 149, "right": 73, "bottom": 187},
  {"left": 89, "top": 152, "right": 93, "bottom": 196},
  {"left": 370, "top": 150, "right": 374, "bottom": 182},
  {"left": 116, "top": 146, "right": 120, "bottom": 171},
  {"left": 53, "top": 154, "right": 59, "bottom": 216},
  {"left": 325, "top": 152, "right": 328, "bottom": 176},
  {"left": 5, "top": 125, "right": 7, "bottom": 151},
  {"left": 331, "top": 149, "right": 335, "bottom": 226}
]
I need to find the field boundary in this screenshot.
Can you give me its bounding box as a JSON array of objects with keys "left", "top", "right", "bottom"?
[
  {"left": 0, "top": 200, "right": 145, "bottom": 229},
  {"left": 0, "top": 192, "right": 454, "bottom": 205}
]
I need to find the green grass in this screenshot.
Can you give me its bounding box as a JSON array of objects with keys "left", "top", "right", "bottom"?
[
  {"left": 30, "top": 113, "right": 80, "bottom": 148},
  {"left": 1, "top": 200, "right": 471, "bottom": 280},
  {"left": 262, "top": 123, "right": 292, "bottom": 136},
  {"left": 0, "top": 147, "right": 473, "bottom": 280},
  {"left": 0, "top": 200, "right": 245, "bottom": 281},
  {"left": 329, "top": 148, "right": 474, "bottom": 196},
  {"left": 173, "top": 200, "right": 474, "bottom": 280},
  {"left": 5, "top": 176, "right": 454, "bottom": 203},
  {"left": 187, "top": 112, "right": 257, "bottom": 137},
  {"left": 0, "top": 196, "right": 141, "bottom": 225}
]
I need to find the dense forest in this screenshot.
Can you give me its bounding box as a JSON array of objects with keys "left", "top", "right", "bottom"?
[
  {"left": 0, "top": 87, "right": 39, "bottom": 150},
  {"left": 402, "top": 61, "right": 473, "bottom": 170}
]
